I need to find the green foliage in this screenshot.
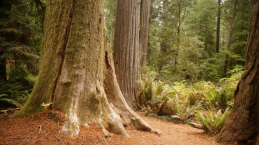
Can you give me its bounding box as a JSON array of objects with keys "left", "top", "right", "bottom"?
[
  {"left": 0, "top": 0, "right": 44, "bottom": 82},
  {"left": 138, "top": 72, "right": 176, "bottom": 115},
  {"left": 171, "top": 94, "right": 202, "bottom": 122},
  {"left": 104, "top": 0, "right": 117, "bottom": 48},
  {"left": 0, "top": 94, "right": 22, "bottom": 108},
  {"left": 138, "top": 66, "right": 241, "bottom": 131},
  {"left": 194, "top": 107, "right": 231, "bottom": 134},
  {"left": 147, "top": 0, "right": 250, "bottom": 82},
  {"left": 0, "top": 80, "right": 30, "bottom": 109}
]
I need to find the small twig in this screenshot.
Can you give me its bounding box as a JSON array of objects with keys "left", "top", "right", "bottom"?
[
  {"left": 54, "top": 135, "right": 64, "bottom": 144},
  {"left": 37, "top": 125, "right": 42, "bottom": 134},
  {"left": 190, "top": 122, "right": 204, "bottom": 129},
  {"left": 103, "top": 138, "right": 109, "bottom": 145},
  {"left": 98, "top": 133, "right": 109, "bottom": 145}
]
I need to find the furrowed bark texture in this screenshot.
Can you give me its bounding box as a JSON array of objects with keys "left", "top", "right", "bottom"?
[
  {"left": 139, "top": 0, "right": 151, "bottom": 67},
  {"left": 113, "top": 0, "right": 141, "bottom": 109},
  {"left": 216, "top": 1, "right": 259, "bottom": 144},
  {"left": 14, "top": 0, "right": 157, "bottom": 138}
]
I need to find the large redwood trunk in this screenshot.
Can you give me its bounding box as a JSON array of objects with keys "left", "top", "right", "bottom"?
[
  {"left": 14, "top": 0, "right": 159, "bottom": 138},
  {"left": 216, "top": 0, "right": 259, "bottom": 144},
  {"left": 139, "top": 0, "right": 151, "bottom": 67},
  {"left": 113, "top": 0, "right": 141, "bottom": 109}
]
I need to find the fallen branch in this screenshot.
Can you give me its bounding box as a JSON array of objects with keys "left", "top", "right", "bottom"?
[
  {"left": 54, "top": 135, "right": 64, "bottom": 144},
  {"left": 190, "top": 122, "right": 204, "bottom": 129},
  {"left": 0, "top": 108, "right": 20, "bottom": 113}
]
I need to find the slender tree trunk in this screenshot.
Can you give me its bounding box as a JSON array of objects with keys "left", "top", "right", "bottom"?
[
  {"left": 160, "top": 0, "right": 168, "bottom": 53},
  {"left": 139, "top": 0, "right": 151, "bottom": 67},
  {"left": 216, "top": 0, "right": 221, "bottom": 53},
  {"left": 113, "top": 0, "right": 141, "bottom": 110},
  {"left": 14, "top": 0, "right": 159, "bottom": 138},
  {"left": 110, "top": 30, "right": 114, "bottom": 48},
  {"left": 193, "top": 51, "right": 199, "bottom": 84},
  {"left": 223, "top": 0, "right": 238, "bottom": 77},
  {"left": 216, "top": 1, "right": 259, "bottom": 144},
  {"left": 176, "top": 2, "right": 181, "bottom": 65}
]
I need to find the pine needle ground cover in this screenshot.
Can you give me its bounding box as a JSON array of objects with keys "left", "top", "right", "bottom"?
[{"left": 0, "top": 110, "right": 219, "bottom": 145}]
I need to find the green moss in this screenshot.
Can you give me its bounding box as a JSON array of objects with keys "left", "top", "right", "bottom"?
[{"left": 89, "top": 93, "right": 101, "bottom": 114}]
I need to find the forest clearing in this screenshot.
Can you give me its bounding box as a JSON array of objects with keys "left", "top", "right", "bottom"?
[{"left": 0, "top": 0, "right": 258, "bottom": 144}]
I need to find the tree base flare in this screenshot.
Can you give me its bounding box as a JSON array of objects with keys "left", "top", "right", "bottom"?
[{"left": 13, "top": 0, "right": 159, "bottom": 138}]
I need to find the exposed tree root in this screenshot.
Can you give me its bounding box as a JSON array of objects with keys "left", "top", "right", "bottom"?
[{"left": 103, "top": 50, "right": 161, "bottom": 137}]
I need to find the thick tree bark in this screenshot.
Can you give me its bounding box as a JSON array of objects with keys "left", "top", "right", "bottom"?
[
  {"left": 216, "top": 0, "right": 221, "bottom": 53},
  {"left": 139, "top": 0, "right": 151, "bottom": 67},
  {"left": 14, "top": 0, "right": 159, "bottom": 138},
  {"left": 113, "top": 0, "right": 141, "bottom": 110},
  {"left": 223, "top": 0, "right": 238, "bottom": 77},
  {"left": 216, "top": 0, "right": 259, "bottom": 144}
]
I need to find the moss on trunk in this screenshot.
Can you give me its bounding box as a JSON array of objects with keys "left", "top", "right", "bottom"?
[{"left": 14, "top": 0, "right": 159, "bottom": 138}]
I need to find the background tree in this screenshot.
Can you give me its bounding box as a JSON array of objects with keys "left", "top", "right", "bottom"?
[
  {"left": 223, "top": 0, "right": 238, "bottom": 77},
  {"left": 104, "top": 0, "right": 117, "bottom": 48},
  {"left": 0, "top": 0, "right": 44, "bottom": 109},
  {"left": 113, "top": 0, "right": 141, "bottom": 109},
  {"left": 0, "top": 0, "right": 44, "bottom": 82},
  {"left": 216, "top": 0, "right": 259, "bottom": 143},
  {"left": 14, "top": 0, "right": 158, "bottom": 138},
  {"left": 140, "top": 0, "right": 152, "bottom": 67},
  {"left": 216, "top": 0, "right": 221, "bottom": 53}
]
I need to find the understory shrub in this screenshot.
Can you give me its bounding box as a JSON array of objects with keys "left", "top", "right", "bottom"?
[
  {"left": 171, "top": 94, "right": 202, "bottom": 122},
  {"left": 0, "top": 80, "right": 30, "bottom": 109},
  {"left": 194, "top": 107, "right": 231, "bottom": 134},
  {"left": 138, "top": 67, "right": 241, "bottom": 130}
]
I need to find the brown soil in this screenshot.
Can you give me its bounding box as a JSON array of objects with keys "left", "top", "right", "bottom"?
[{"left": 0, "top": 110, "right": 227, "bottom": 145}]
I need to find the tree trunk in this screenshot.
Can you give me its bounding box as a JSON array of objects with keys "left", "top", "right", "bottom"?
[
  {"left": 216, "top": 0, "right": 221, "bottom": 53},
  {"left": 14, "top": 0, "right": 159, "bottom": 138},
  {"left": 223, "top": 0, "right": 238, "bottom": 77},
  {"left": 176, "top": 2, "right": 182, "bottom": 65},
  {"left": 139, "top": 0, "right": 151, "bottom": 67},
  {"left": 216, "top": 0, "right": 259, "bottom": 144},
  {"left": 113, "top": 0, "right": 141, "bottom": 110}
]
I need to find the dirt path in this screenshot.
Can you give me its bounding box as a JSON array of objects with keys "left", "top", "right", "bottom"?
[
  {"left": 0, "top": 111, "right": 224, "bottom": 145},
  {"left": 136, "top": 112, "right": 221, "bottom": 145}
]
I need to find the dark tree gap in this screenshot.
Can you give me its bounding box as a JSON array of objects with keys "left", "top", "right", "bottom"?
[
  {"left": 13, "top": 0, "right": 159, "bottom": 138},
  {"left": 0, "top": 1, "right": 12, "bottom": 81}
]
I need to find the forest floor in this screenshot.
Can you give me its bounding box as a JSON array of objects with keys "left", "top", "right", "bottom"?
[{"left": 0, "top": 110, "right": 228, "bottom": 145}]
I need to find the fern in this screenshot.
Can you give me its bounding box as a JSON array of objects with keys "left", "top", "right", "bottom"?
[
  {"left": 171, "top": 94, "right": 202, "bottom": 122},
  {"left": 0, "top": 80, "right": 28, "bottom": 108},
  {"left": 194, "top": 107, "right": 231, "bottom": 134},
  {"left": 0, "top": 95, "right": 22, "bottom": 107}
]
